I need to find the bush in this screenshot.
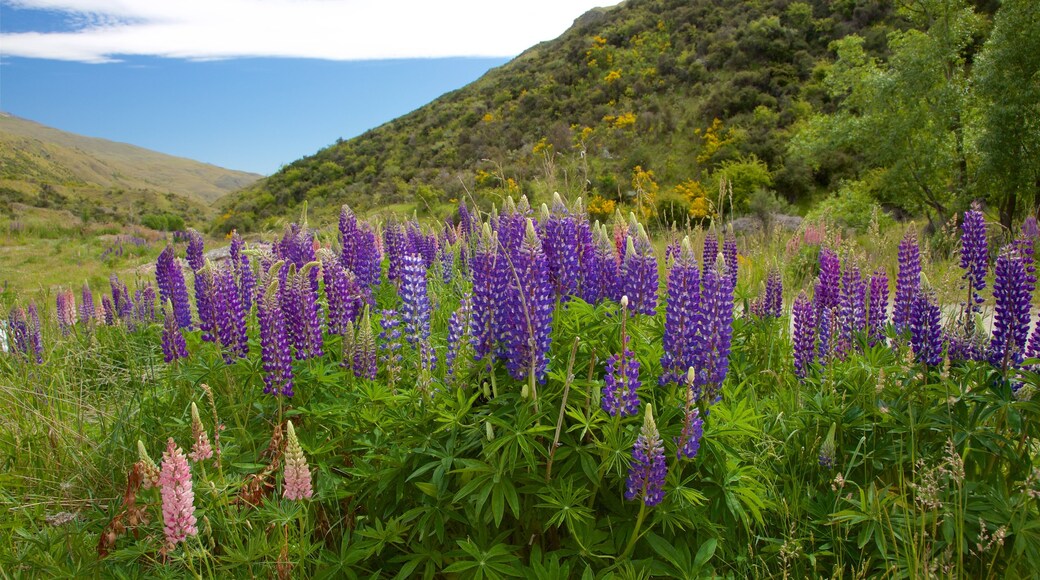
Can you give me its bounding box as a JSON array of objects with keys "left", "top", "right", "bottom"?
[{"left": 805, "top": 181, "right": 892, "bottom": 233}]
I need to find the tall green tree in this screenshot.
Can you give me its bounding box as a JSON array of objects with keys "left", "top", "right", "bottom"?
[
  {"left": 792, "top": 0, "right": 983, "bottom": 228},
  {"left": 973, "top": 0, "right": 1040, "bottom": 230}
]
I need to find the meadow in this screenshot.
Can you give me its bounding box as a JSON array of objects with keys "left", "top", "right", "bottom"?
[{"left": 2, "top": 197, "right": 1040, "bottom": 578}]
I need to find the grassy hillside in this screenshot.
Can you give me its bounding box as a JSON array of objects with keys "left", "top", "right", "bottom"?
[
  {"left": 216, "top": 0, "right": 903, "bottom": 231},
  {"left": 0, "top": 113, "right": 261, "bottom": 225}
]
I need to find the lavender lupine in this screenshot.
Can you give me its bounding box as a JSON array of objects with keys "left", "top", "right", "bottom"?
[
  {"left": 816, "top": 247, "right": 841, "bottom": 313},
  {"left": 1026, "top": 313, "right": 1040, "bottom": 361},
  {"left": 135, "top": 286, "right": 156, "bottom": 324},
  {"left": 793, "top": 291, "right": 817, "bottom": 379},
  {"left": 471, "top": 224, "right": 507, "bottom": 365},
  {"left": 399, "top": 252, "right": 433, "bottom": 349},
  {"left": 495, "top": 196, "right": 531, "bottom": 256},
  {"left": 603, "top": 297, "right": 641, "bottom": 417},
  {"left": 384, "top": 221, "right": 410, "bottom": 283},
  {"left": 894, "top": 229, "right": 922, "bottom": 336},
  {"left": 7, "top": 306, "right": 31, "bottom": 361},
  {"left": 620, "top": 226, "right": 659, "bottom": 316},
  {"left": 110, "top": 275, "right": 133, "bottom": 321},
  {"left": 229, "top": 231, "right": 255, "bottom": 311},
  {"left": 445, "top": 293, "right": 474, "bottom": 385},
  {"left": 283, "top": 421, "right": 314, "bottom": 501},
  {"left": 541, "top": 194, "right": 580, "bottom": 300},
  {"left": 722, "top": 236, "right": 738, "bottom": 289},
  {"left": 660, "top": 238, "right": 700, "bottom": 386},
  {"left": 295, "top": 263, "right": 325, "bottom": 360},
  {"left": 501, "top": 220, "right": 555, "bottom": 383},
  {"left": 989, "top": 247, "right": 1033, "bottom": 370},
  {"left": 184, "top": 231, "right": 217, "bottom": 342},
  {"left": 580, "top": 223, "right": 619, "bottom": 304},
  {"left": 352, "top": 308, "right": 378, "bottom": 380},
  {"left": 702, "top": 232, "right": 718, "bottom": 273},
  {"left": 624, "top": 404, "right": 667, "bottom": 507},
  {"left": 258, "top": 276, "right": 295, "bottom": 397},
  {"left": 676, "top": 373, "right": 705, "bottom": 460},
  {"left": 101, "top": 296, "right": 115, "bottom": 326},
  {"left": 214, "top": 267, "right": 249, "bottom": 363},
  {"left": 376, "top": 309, "right": 402, "bottom": 386},
  {"left": 321, "top": 252, "right": 362, "bottom": 336},
  {"left": 764, "top": 268, "right": 783, "bottom": 318},
  {"left": 56, "top": 289, "right": 77, "bottom": 335},
  {"left": 80, "top": 282, "right": 95, "bottom": 324},
  {"left": 960, "top": 205, "right": 988, "bottom": 310},
  {"left": 458, "top": 199, "right": 474, "bottom": 237},
  {"left": 835, "top": 264, "right": 866, "bottom": 357},
  {"left": 693, "top": 263, "right": 735, "bottom": 403},
  {"left": 161, "top": 301, "right": 189, "bottom": 363},
  {"left": 910, "top": 291, "right": 943, "bottom": 367},
  {"left": 159, "top": 438, "right": 197, "bottom": 545},
  {"left": 156, "top": 246, "right": 193, "bottom": 329},
  {"left": 816, "top": 305, "right": 833, "bottom": 363},
  {"left": 866, "top": 270, "right": 889, "bottom": 347}
]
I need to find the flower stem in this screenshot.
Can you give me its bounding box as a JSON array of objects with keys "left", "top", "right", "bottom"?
[{"left": 621, "top": 500, "right": 648, "bottom": 559}]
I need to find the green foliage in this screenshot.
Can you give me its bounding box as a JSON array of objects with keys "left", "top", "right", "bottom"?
[
  {"left": 141, "top": 212, "right": 186, "bottom": 232},
  {"left": 805, "top": 180, "right": 891, "bottom": 233},
  {"left": 710, "top": 154, "right": 773, "bottom": 216}
]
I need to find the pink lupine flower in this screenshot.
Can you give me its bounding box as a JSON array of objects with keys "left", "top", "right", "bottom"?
[
  {"left": 159, "top": 438, "right": 197, "bottom": 545},
  {"left": 283, "top": 421, "right": 313, "bottom": 501},
  {"left": 188, "top": 403, "right": 213, "bottom": 463}
]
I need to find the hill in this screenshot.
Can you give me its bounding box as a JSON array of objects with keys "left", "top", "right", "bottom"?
[
  {"left": 0, "top": 113, "right": 261, "bottom": 225},
  {"left": 216, "top": 0, "right": 904, "bottom": 231}
]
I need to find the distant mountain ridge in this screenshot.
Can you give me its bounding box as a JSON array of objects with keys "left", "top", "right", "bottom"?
[{"left": 0, "top": 113, "right": 260, "bottom": 204}]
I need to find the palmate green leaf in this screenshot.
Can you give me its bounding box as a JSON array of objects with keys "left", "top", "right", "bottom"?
[
  {"left": 443, "top": 539, "right": 523, "bottom": 579},
  {"left": 536, "top": 477, "right": 594, "bottom": 534}
]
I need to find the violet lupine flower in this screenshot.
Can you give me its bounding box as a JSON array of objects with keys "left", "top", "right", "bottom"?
[
  {"left": 110, "top": 275, "right": 132, "bottom": 321},
  {"left": 296, "top": 263, "right": 325, "bottom": 360},
  {"left": 445, "top": 293, "right": 473, "bottom": 385},
  {"left": 407, "top": 221, "right": 438, "bottom": 270},
  {"left": 722, "top": 236, "right": 738, "bottom": 289},
  {"left": 816, "top": 247, "right": 841, "bottom": 313},
  {"left": 866, "top": 270, "right": 889, "bottom": 347},
  {"left": 229, "top": 230, "right": 255, "bottom": 312},
  {"left": 676, "top": 381, "right": 704, "bottom": 461},
  {"left": 56, "top": 289, "right": 77, "bottom": 335},
  {"left": 136, "top": 286, "right": 156, "bottom": 324},
  {"left": 214, "top": 267, "right": 249, "bottom": 363},
  {"left": 693, "top": 264, "right": 735, "bottom": 403},
  {"left": 161, "top": 301, "right": 189, "bottom": 363},
  {"left": 283, "top": 421, "right": 313, "bottom": 501},
  {"left": 80, "top": 282, "right": 95, "bottom": 324},
  {"left": 352, "top": 308, "right": 378, "bottom": 380},
  {"left": 792, "top": 291, "right": 817, "bottom": 379},
  {"left": 438, "top": 240, "right": 456, "bottom": 285},
  {"left": 185, "top": 228, "right": 205, "bottom": 271},
  {"left": 188, "top": 402, "right": 214, "bottom": 463},
  {"left": 258, "top": 276, "right": 295, "bottom": 397},
  {"left": 321, "top": 252, "right": 362, "bottom": 336},
  {"left": 702, "top": 232, "right": 718, "bottom": 274},
  {"left": 159, "top": 438, "right": 198, "bottom": 545},
  {"left": 580, "top": 223, "right": 619, "bottom": 304},
  {"left": 660, "top": 238, "right": 700, "bottom": 386},
  {"left": 399, "top": 252, "right": 433, "bottom": 350},
  {"left": 910, "top": 291, "right": 943, "bottom": 367},
  {"left": 458, "top": 199, "right": 474, "bottom": 237},
  {"left": 384, "top": 221, "right": 410, "bottom": 283},
  {"left": 893, "top": 230, "right": 922, "bottom": 336},
  {"left": 471, "top": 224, "right": 507, "bottom": 365},
  {"left": 194, "top": 266, "right": 217, "bottom": 343},
  {"left": 764, "top": 268, "right": 783, "bottom": 318},
  {"left": 376, "top": 309, "right": 401, "bottom": 385},
  {"left": 495, "top": 196, "right": 531, "bottom": 257},
  {"left": 1026, "top": 313, "right": 1040, "bottom": 361},
  {"left": 1023, "top": 216, "right": 1040, "bottom": 240},
  {"left": 501, "top": 220, "right": 555, "bottom": 382},
  {"left": 26, "top": 304, "right": 42, "bottom": 363},
  {"left": 7, "top": 306, "right": 31, "bottom": 361},
  {"left": 541, "top": 194, "right": 580, "bottom": 300},
  {"left": 989, "top": 247, "right": 1033, "bottom": 370},
  {"left": 575, "top": 212, "right": 599, "bottom": 302},
  {"left": 602, "top": 346, "right": 641, "bottom": 417},
  {"left": 816, "top": 305, "right": 833, "bottom": 363},
  {"left": 620, "top": 227, "right": 659, "bottom": 316},
  {"left": 960, "top": 205, "right": 988, "bottom": 309},
  {"left": 156, "top": 246, "right": 193, "bottom": 329},
  {"left": 835, "top": 264, "right": 866, "bottom": 358},
  {"left": 625, "top": 404, "right": 667, "bottom": 507},
  {"left": 101, "top": 296, "right": 115, "bottom": 326}
]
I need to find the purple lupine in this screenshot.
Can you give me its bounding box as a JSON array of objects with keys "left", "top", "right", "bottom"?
[
  {"left": 7, "top": 306, "right": 30, "bottom": 359},
  {"left": 816, "top": 305, "right": 833, "bottom": 363},
  {"left": 110, "top": 275, "right": 132, "bottom": 321},
  {"left": 161, "top": 301, "right": 189, "bottom": 363},
  {"left": 501, "top": 220, "right": 555, "bottom": 382},
  {"left": 894, "top": 230, "right": 922, "bottom": 336},
  {"left": 989, "top": 247, "right": 1033, "bottom": 370},
  {"left": 764, "top": 268, "right": 783, "bottom": 318},
  {"left": 702, "top": 232, "right": 718, "bottom": 274},
  {"left": 835, "top": 264, "right": 866, "bottom": 357},
  {"left": 294, "top": 263, "right": 325, "bottom": 360},
  {"left": 322, "top": 252, "right": 362, "bottom": 336},
  {"left": 660, "top": 237, "right": 700, "bottom": 386},
  {"left": 722, "top": 236, "right": 738, "bottom": 289},
  {"left": 575, "top": 211, "right": 599, "bottom": 303},
  {"left": 1026, "top": 313, "right": 1040, "bottom": 361},
  {"left": 458, "top": 199, "right": 474, "bottom": 237},
  {"left": 602, "top": 347, "right": 641, "bottom": 417},
  {"left": 675, "top": 386, "right": 704, "bottom": 461},
  {"left": 624, "top": 404, "right": 666, "bottom": 507},
  {"left": 351, "top": 308, "right": 378, "bottom": 380},
  {"left": 24, "top": 302, "right": 42, "bottom": 363},
  {"left": 816, "top": 247, "right": 841, "bottom": 313},
  {"left": 80, "top": 282, "right": 95, "bottom": 324},
  {"left": 910, "top": 291, "right": 943, "bottom": 367},
  {"left": 399, "top": 252, "right": 433, "bottom": 349},
  {"left": 156, "top": 246, "right": 193, "bottom": 329},
  {"left": 960, "top": 205, "right": 988, "bottom": 309},
  {"left": 185, "top": 229, "right": 205, "bottom": 272},
  {"left": 471, "top": 224, "right": 507, "bottom": 365},
  {"left": 384, "top": 221, "right": 410, "bottom": 283},
  {"left": 407, "top": 221, "right": 438, "bottom": 270},
  {"left": 194, "top": 266, "right": 217, "bottom": 343},
  {"left": 580, "top": 223, "right": 619, "bottom": 304},
  {"left": 1023, "top": 216, "right": 1040, "bottom": 240},
  {"left": 445, "top": 293, "right": 473, "bottom": 384},
  {"left": 229, "top": 231, "right": 255, "bottom": 312},
  {"left": 620, "top": 227, "right": 659, "bottom": 316},
  {"left": 101, "top": 296, "right": 115, "bottom": 326},
  {"left": 692, "top": 263, "right": 735, "bottom": 403},
  {"left": 377, "top": 309, "right": 402, "bottom": 386},
  {"left": 866, "top": 270, "right": 889, "bottom": 347},
  {"left": 438, "top": 238, "right": 456, "bottom": 285},
  {"left": 541, "top": 194, "right": 580, "bottom": 300},
  {"left": 56, "top": 289, "right": 77, "bottom": 335},
  {"left": 136, "top": 285, "right": 156, "bottom": 324},
  {"left": 257, "top": 276, "right": 295, "bottom": 397},
  {"left": 792, "top": 291, "right": 816, "bottom": 379},
  {"left": 214, "top": 266, "right": 249, "bottom": 363}
]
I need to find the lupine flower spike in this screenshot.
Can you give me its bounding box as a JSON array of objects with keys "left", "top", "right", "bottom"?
[
  {"left": 283, "top": 421, "right": 314, "bottom": 501},
  {"left": 188, "top": 402, "right": 214, "bottom": 463},
  {"left": 676, "top": 368, "right": 705, "bottom": 460},
  {"left": 602, "top": 296, "right": 641, "bottom": 417},
  {"left": 819, "top": 423, "right": 836, "bottom": 470},
  {"left": 625, "top": 403, "right": 667, "bottom": 507},
  {"left": 159, "top": 438, "right": 197, "bottom": 546},
  {"left": 137, "top": 440, "right": 161, "bottom": 489}
]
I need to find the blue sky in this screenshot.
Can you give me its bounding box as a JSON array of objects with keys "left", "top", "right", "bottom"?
[{"left": 0, "top": 1, "right": 609, "bottom": 175}]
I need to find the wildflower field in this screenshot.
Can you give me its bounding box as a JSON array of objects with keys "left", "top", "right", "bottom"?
[{"left": 3, "top": 197, "right": 1040, "bottom": 578}]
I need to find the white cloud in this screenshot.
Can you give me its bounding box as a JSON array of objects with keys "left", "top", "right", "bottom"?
[{"left": 1, "top": 0, "right": 614, "bottom": 63}]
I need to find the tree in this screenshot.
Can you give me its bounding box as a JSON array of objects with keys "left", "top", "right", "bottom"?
[
  {"left": 791, "top": 0, "right": 983, "bottom": 229},
  {"left": 974, "top": 0, "right": 1040, "bottom": 230}
]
